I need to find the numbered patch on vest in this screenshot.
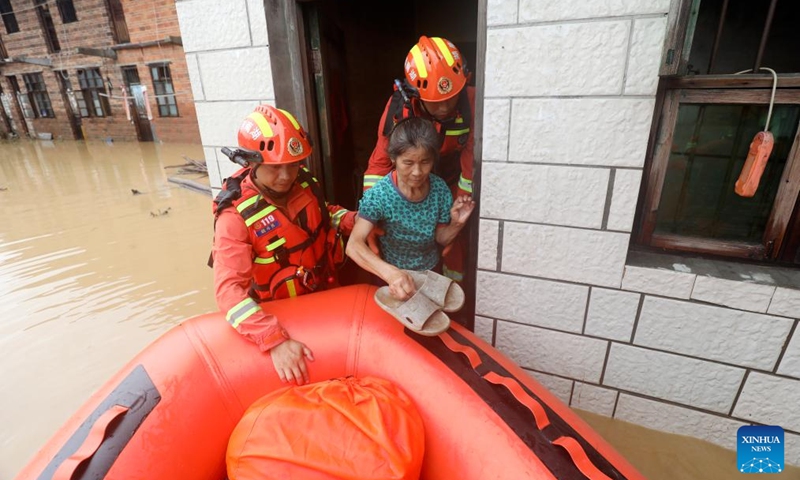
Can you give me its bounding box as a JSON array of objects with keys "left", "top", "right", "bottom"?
[{"left": 254, "top": 215, "right": 281, "bottom": 237}]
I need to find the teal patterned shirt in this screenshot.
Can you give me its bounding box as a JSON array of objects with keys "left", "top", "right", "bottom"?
[{"left": 358, "top": 173, "right": 451, "bottom": 270}]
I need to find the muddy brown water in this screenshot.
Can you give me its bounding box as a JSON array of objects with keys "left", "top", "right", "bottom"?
[{"left": 1, "top": 140, "right": 797, "bottom": 479}]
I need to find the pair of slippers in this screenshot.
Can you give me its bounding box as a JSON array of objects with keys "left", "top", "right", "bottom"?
[{"left": 374, "top": 270, "right": 465, "bottom": 336}]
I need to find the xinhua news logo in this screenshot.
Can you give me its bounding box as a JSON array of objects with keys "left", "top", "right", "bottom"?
[{"left": 737, "top": 425, "right": 784, "bottom": 474}]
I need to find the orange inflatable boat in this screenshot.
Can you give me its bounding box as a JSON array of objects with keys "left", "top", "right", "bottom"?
[{"left": 17, "top": 285, "right": 644, "bottom": 480}]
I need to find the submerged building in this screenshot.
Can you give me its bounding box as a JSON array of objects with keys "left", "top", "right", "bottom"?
[
  {"left": 0, "top": 0, "right": 199, "bottom": 143},
  {"left": 176, "top": 0, "right": 800, "bottom": 466}
]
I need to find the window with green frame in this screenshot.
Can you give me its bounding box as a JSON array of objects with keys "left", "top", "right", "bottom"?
[{"left": 637, "top": 0, "right": 800, "bottom": 265}]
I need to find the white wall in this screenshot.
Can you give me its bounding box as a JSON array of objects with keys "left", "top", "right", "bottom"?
[
  {"left": 481, "top": 0, "right": 800, "bottom": 465},
  {"left": 176, "top": 0, "right": 275, "bottom": 195}
]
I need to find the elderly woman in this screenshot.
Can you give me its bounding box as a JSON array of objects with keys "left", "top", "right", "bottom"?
[{"left": 346, "top": 117, "right": 475, "bottom": 301}]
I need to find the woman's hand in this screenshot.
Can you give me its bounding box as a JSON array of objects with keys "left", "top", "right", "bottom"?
[
  {"left": 270, "top": 339, "right": 314, "bottom": 385},
  {"left": 386, "top": 268, "right": 416, "bottom": 300},
  {"left": 450, "top": 195, "right": 475, "bottom": 226}
]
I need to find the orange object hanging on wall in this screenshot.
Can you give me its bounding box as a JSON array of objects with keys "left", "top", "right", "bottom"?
[
  {"left": 735, "top": 131, "right": 774, "bottom": 197},
  {"left": 734, "top": 67, "right": 778, "bottom": 198}
]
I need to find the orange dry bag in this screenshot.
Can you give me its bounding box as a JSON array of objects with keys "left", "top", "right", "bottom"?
[
  {"left": 735, "top": 131, "right": 774, "bottom": 197},
  {"left": 226, "top": 376, "right": 425, "bottom": 480}
]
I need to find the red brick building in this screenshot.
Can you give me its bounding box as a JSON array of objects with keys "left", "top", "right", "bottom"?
[{"left": 0, "top": 0, "right": 200, "bottom": 143}]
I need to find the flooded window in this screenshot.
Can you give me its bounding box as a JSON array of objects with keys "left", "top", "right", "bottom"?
[
  {"left": 76, "top": 68, "right": 111, "bottom": 118},
  {"left": 149, "top": 64, "right": 178, "bottom": 117},
  {"left": 22, "top": 73, "right": 55, "bottom": 119}
]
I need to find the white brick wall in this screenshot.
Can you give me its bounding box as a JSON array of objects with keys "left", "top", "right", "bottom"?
[
  {"left": 570, "top": 382, "right": 618, "bottom": 416},
  {"left": 486, "top": 22, "right": 630, "bottom": 97},
  {"left": 778, "top": 329, "right": 800, "bottom": 379},
  {"left": 691, "top": 276, "right": 776, "bottom": 313},
  {"left": 177, "top": 0, "right": 253, "bottom": 53},
  {"left": 476, "top": 271, "right": 588, "bottom": 333},
  {"left": 518, "top": 0, "right": 671, "bottom": 23},
  {"left": 176, "top": 0, "right": 274, "bottom": 189},
  {"left": 477, "top": 219, "right": 499, "bottom": 271},
  {"left": 481, "top": 99, "right": 510, "bottom": 161},
  {"left": 604, "top": 344, "right": 745, "bottom": 413},
  {"left": 585, "top": 288, "right": 640, "bottom": 341},
  {"left": 508, "top": 98, "right": 654, "bottom": 167},
  {"left": 769, "top": 287, "right": 800, "bottom": 317},
  {"left": 614, "top": 394, "right": 747, "bottom": 450},
  {"left": 622, "top": 265, "right": 696, "bottom": 298},
  {"left": 607, "top": 169, "right": 643, "bottom": 232},
  {"left": 635, "top": 297, "right": 793, "bottom": 370},
  {"left": 482, "top": 163, "right": 608, "bottom": 228},
  {"left": 733, "top": 373, "right": 800, "bottom": 432},
  {"left": 502, "top": 223, "right": 628, "bottom": 287},
  {"left": 495, "top": 322, "right": 608, "bottom": 382},
  {"left": 624, "top": 17, "right": 669, "bottom": 95},
  {"left": 529, "top": 370, "right": 574, "bottom": 404},
  {"left": 473, "top": 315, "right": 495, "bottom": 345}
]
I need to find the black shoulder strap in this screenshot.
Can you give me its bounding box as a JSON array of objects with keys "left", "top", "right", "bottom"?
[
  {"left": 456, "top": 88, "right": 472, "bottom": 127},
  {"left": 298, "top": 167, "right": 330, "bottom": 231},
  {"left": 213, "top": 169, "right": 250, "bottom": 215},
  {"left": 382, "top": 80, "right": 419, "bottom": 136}
]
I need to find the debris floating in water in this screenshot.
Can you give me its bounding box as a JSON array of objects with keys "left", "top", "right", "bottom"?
[
  {"left": 131, "top": 189, "right": 143, "bottom": 195},
  {"left": 165, "top": 156, "right": 208, "bottom": 175},
  {"left": 150, "top": 207, "right": 172, "bottom": 217}
]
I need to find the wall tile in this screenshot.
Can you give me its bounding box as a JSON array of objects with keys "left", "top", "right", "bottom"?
[
  {"left": 502, "top": 223, "right": 628, "bottom": 287},
  {"left": 585, "top": 288, "right": 640, "bottom": 341},
  {"left": 482, "top": 163, "right": 608, "bottom": 228},
  {"left": 509, "top": 98, "right": 655, "bottom": 167},
  {"left": 604, "top": 344, "right": 745, "bottom": 413},
  {"left": 636, "top": 297, "right": 793, "bottom": 370},
  {"left": 487, "top": 22, "right": 628, "bottom": 97},
  {"left": 496, "top": 322, "right": 608, "bottom": 382},
  {"left": 477, "top": 271, "right": 588, "bottom": 333}
]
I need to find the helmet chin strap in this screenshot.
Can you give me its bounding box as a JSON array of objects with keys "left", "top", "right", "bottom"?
[{"left": 251, "top": 164, "right": 291, "bottom": 200}]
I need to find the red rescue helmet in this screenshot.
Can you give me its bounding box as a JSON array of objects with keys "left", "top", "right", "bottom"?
[
  {"left": 236, "top": 105, "right": 312, "bottom": 164},
  {"left": 404, "top": 36, "right": 467, "bottom": 102}
]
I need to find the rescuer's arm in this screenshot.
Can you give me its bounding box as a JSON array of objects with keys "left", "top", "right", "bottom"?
[
  {"left": 362, "top": 97, "right": 396, "bottom": 191},
  {"left": 213, "top": 209, "right": 313, "bottom": 385},
  {"left": 456, "top": 88, "right": 476, "bottom": 198}
]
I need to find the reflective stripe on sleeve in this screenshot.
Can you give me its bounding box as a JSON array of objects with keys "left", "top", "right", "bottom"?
[
  {"left": 226, "top": 297, "right": 261, "bottom": 328},
  {"left": 331, "top": 209, "right": 347, "bottom": 229},
  {"left": 443, "top": 265, "right": 464, "bottom": 282},
  {"left": 446, "top": 128, "right": 470, "bottom": 136},
  {"left": 363, "top": 174, "right": 383, "bottom": 189},
  {"left": 286, "top": 280, "right": 298, "bottom": 298},
  {"left": 458, "top": 174, "right": 473, "bottom": 194}
]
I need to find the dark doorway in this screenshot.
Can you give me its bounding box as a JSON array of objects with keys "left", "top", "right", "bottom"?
[
  {"left": 55, "top": 71, "right": 84, "bottom": 140},
  {"left": 121, "top": 66, "right": 154, "bottom": 142},
  {"left": 5, "top": 76, "right": 30, "bottom": 137},
  {"left": 298, "top": 0, "right": 478, "bottom": 211}
]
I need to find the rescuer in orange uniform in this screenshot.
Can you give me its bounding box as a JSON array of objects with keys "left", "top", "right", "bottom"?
[
  {"left": 363, "top": 36, "right": 474, "bottom": 283},
  {"left": 212, "top": 105, "right": 355, "bottom": 386}
]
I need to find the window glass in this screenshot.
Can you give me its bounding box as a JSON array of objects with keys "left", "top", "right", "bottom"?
[{"left": 655, "top": 104, "right": 800, "bottom": 242}]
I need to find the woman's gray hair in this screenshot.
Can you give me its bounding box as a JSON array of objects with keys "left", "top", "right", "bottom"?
[{"left": 387, "top": 117, "right": 441, "bottom": 163}]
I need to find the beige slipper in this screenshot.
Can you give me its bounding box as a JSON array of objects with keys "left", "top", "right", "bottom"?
[
  {"left": 407, "top": 270, "right": 465, "bottom": 312},
  {"left": 374, "top": 286, "right": 450, "bottom": 336}
]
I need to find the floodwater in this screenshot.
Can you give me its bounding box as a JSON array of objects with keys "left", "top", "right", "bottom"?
[{"left": 1, "top": 140, "right": 798, "bottom": 479}]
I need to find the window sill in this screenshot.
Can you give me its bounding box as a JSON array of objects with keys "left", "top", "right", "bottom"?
[{"left": 623, "top": 250, "right": 800, "bottom": 318}]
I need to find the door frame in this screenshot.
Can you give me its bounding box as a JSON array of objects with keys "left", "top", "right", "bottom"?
[{"left": 262, "top": 0, "right": 488, "bottom": 330}]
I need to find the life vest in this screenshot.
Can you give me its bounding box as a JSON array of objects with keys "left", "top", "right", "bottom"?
[
  {"left": 382, "top": 81, "right": 472, "bottom": 185},
  {"left": 212, "top": 167, "right": 343, "bottom": 302}
]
